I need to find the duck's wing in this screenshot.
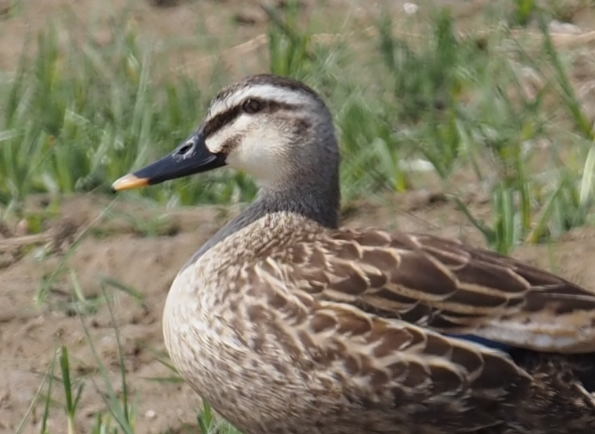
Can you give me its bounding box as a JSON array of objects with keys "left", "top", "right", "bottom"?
[
  {"left": 248, "top": 229, "right": 542, "bottom": 429},
  {"left": 269, "top": 229, "right": 595, "bottom": 354}
]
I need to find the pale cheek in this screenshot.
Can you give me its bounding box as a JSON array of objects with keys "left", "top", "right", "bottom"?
[
  {"left": 227, "top": 132, "right": 287, "bottom": 183},
  {"left": 205, "top": 133, "right": 229, "bottom": 154}
]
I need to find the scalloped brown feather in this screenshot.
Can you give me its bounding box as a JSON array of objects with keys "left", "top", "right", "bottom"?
[{"left": 272, "top": 229, "right": 595, "bottom": 353}]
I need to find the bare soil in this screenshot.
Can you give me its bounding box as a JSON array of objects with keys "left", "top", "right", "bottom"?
[{"left": 3, "top": 1, "right": 595, "bottom": 433}]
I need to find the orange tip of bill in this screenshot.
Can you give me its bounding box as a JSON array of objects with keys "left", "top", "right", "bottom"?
[{"left": 111, "top": 174, "right": 149, "bottom": 192}]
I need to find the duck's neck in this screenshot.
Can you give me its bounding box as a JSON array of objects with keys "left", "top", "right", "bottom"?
[{"left": 181, "top": 181, "right": 340, "bottom": 271}]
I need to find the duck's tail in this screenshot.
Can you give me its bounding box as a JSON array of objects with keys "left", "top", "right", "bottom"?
[{"left": 506, "top": 350, "right": 595, "bottom": 433}]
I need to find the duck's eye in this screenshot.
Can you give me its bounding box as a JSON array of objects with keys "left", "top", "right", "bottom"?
[{"left": 242, "top": 99, "right": 263, "bottom": 114}]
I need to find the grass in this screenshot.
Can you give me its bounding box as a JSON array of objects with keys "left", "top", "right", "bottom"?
[{"left": 4, "top": 0, "right": 595, "bottom": 432}]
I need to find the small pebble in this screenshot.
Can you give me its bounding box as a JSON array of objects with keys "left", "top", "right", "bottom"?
[
  {"left": 145, "top": 409, "right": 157, "bottom": 419},
  {"left": 398, "top": 158, "right": 434, "bottom": 172},
  {"left": 548, "top": 20, "right": 581, "bottom": 35},
  {"left": 403, "top": 3, "right": 419, "bottom": 15},
  {"left": 15, "top": 219, "right": 29, "bottom": 236}
]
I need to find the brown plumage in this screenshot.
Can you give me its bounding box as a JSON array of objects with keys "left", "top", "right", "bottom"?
[
  {"left": 283, "top": 230, "right": 595, "bottom": 353},
  {"left": 112, "top": 74, "right": 595, "bottom": 434}
]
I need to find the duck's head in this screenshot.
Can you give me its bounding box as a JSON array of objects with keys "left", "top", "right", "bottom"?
[{"left": 112, "top": 74, "right": 339, "bottom": 194}]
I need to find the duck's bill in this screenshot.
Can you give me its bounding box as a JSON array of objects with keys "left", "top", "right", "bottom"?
[{"left": 111, "top": 129, "right": 226, "bottom": 192}]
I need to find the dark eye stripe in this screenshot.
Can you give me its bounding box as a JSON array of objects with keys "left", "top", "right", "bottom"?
[
  {"left": 203, "top": 98, "right": 301, "bottom": 138},
  {"left": 203, "top": 104, "right": 243, "bottom": 138}
]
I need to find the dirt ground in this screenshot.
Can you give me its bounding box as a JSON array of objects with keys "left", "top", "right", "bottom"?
[{"left": 3, "top": 0, "right": 595, "bottom": 433}]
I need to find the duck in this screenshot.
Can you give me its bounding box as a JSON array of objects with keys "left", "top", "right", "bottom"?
[{"left": 112, "top": 74, "right": 595, "bottom": 434}]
